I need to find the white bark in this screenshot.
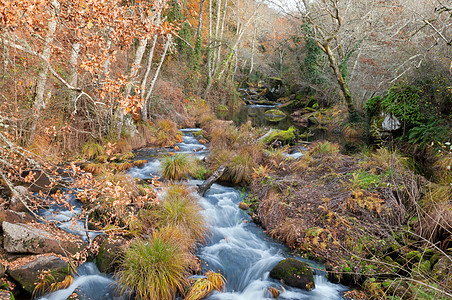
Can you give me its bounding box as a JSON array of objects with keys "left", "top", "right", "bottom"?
[
  {"left": 143, "top": 34, "right": 172, "bottom": 120},
  {"left": 29, "top": 0, "right": 59, "bottom": 144},
  {"left": 69, "top": 42, "right": 80, "bottom": 103}
]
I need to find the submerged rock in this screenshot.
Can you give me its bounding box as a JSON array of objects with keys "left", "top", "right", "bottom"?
[
  {"left": 7, "top": 254, "right": 71, "bottom": 294},
  {"left": 269, "top": 258, "right": 315, "bottom": 291},
  {"left": 2, "top": 221, "right": 85, "bottom": 255},
  {"left": 264, "top": 109, "right": 286, "bottom": 122}
]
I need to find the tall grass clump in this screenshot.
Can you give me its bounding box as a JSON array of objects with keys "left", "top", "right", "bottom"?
[
  {"left": 226, "top": 151, "right": 257, "bottom": 184},
  {"left": 149, "top": 119, "right": 183, "bottom": 147},
  {"left": 161, "top": 153, "right": 193, "bottom": 180},
  {"left": 82, "top": 141, "right": 104, "bottom": 160},
  {"left": 116, "top": 235, "right": 190, "bottom": 300},
  {"left": 154, "top": 184, "right": 209, "bottom": 242}
]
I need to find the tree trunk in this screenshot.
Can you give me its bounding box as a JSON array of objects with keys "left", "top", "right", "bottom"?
[
  {"left": 140, "top": 34, "right": 158, "bottom": 121},
  {"left": 29, "top": 1, "right": 58, "bottom": 144},
  {"left": 143, "top": 34, "right": 172, "bottom": 120},
  {"left": 69, "top": 42, "right": 80, "bottom": 103},
  {"left": 117, "top": 37, "right": 148, "bottom": 138},
  {"left": 125, "top": 38, "right": 148, "bottom": 99},
  {"left": 197, "top": 165, "right": 226, "bottom": 196},
  {"left": 196, "top": 0, "right": 205, "bottom": 38},
  {"left": 214, "top": 0, "right": 228, "bottom": 74},
  {"left": 323, "top": 43, "right": 356, "bottom": 117},
  {"left": 206, "top": 0, "right": 213, "bottom": 88}
]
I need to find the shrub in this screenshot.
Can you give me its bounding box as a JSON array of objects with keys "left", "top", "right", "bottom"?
[
  {"left": 408, "top": 121, "right": 450, "bottom": 147},
  {"left": 154, "top": 184, "right": 209, "bottom": 242},
  {"left": 116, "top": 236, "right": 190, "bottom": 300},
  {"left": 161, "top": 153, "right": 192, "bottom": 180}
]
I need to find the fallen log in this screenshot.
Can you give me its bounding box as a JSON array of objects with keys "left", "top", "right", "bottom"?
[{"left": 197, "top": 165, "right": 227, "bottom": 196}]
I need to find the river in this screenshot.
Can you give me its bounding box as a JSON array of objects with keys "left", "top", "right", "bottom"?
[{"left": 41, "top": 128, "right": 346, "bottom": 300}]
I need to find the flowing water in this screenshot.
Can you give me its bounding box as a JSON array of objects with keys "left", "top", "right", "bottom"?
[{"left": 42, "top": 129, "right": 346, "bottom": 300}]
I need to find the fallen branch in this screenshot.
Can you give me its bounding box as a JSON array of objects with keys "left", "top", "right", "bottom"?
[{"left": 197, "top": 165, "right": 227, "bottom": 196}]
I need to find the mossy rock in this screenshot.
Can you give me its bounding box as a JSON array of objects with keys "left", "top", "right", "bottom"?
[
  {"left": 269, "top": 258, "right": 315, "bottom": 291},
  {"left": 264, "top": 109, "right": 286, "bottom": 122},
  {"left": 95, "top": 235, "right": 125, "bottom": 274},
  {"left": 406, "top": 250, "right": 421, "bottom": 263},
  {"left": 261, "top": 127, "right": 297, "bottom": 145}
]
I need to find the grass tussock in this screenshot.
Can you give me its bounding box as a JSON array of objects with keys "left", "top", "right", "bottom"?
[
  {"left": 433, "top": 152, "right": 452, "bottom": 184},
  {"left": 150, "top": 119, "right": 183, "bottom": 147},
  {"left": 186, "top": 271, "right": 227, "bottom": 300},
  {"left": 185, "top": 98, "right": 216, "bottom": 126},
  {"left": 116, "top": 235, "right": 190, "bottom": 300},
  {"left": 154, "top": 184, "right": 209, "bottom": 242},
  {"left": 226, "top": 150, "right": 257, "bottom": 184},
  {"left": 364, "top": 147, "right": 411, "bottom": 173},
  {"left": 161, "top": 153, "right": 193, "bottom": 180},
  {"left": 82, "top": 141, "right": 105, "bottom": 160}
]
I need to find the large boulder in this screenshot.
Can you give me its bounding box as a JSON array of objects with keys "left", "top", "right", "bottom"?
[
  {"left": 7, "top": 254, "right": 71, "bottom": 294},
  {"left": 269, "top": 258, "right": 315, "bottom": 291},
  {"left": 2, "top": 222, "right": 85, "bottom": 256}
]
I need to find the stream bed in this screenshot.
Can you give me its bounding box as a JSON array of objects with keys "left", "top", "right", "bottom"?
[{"left": 42, "top": 129, "right": 346, "bottom": 300}]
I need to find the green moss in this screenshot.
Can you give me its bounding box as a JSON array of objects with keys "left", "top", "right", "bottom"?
[
  {"left": 264, "top": 109, "right": 286, "bottom": 122},
  {"left": 262, "top": 127, "right": 297, "bottom": 145},
  {"left": 406, "top": 250, "right": 421, "bottom": 263}
]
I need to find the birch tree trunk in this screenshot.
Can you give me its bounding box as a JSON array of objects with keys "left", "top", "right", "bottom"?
[
  {"left": 69, "top": 42, "right": 80, "bottom": 103},
  {"left": 143, "top": 34, "right": 172, "bottom": 121},
  {"left": 29, "top": 0, "right": 58, "bottom": 144},
  {"left": 116, "top": 37, "right": 148, "bottom": 138},
  {"left": 214, "top": 0, "right": 228, "bottom": 74},
  {"left": 140, "top": 34, "right": 159, "bottom": 121}
]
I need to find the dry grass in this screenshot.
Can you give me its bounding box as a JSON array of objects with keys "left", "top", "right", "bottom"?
[
  {"left": 161, "top": 153, "right": 193, "bottom": 180},
  {"left": 186, "top": 271, "right": 227, "bottom": 300},
  {"left": 415, "top": 183, "right": 452, "bottom": 249},
  {"left": 308, "top": 141, "right": 340, "bottom": 157},
  {"left": 271, "top": 218, "right": 299, "bottom": 248},
  {"left": 226, "top": 150, "right": 257, "bottom": 184},
  {"left": 154, "top": 184, "right": 209, "bottom": 242},
  {"left": 84, "top": 162, "right": 106, "bottom": 175},
  {"left": 147, "top": 119, "right": 183, "bottom": 147}
]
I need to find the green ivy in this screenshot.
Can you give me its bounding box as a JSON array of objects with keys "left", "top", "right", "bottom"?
[{"left": 380, "top": 83, "right": 424, "bottom": 125}]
